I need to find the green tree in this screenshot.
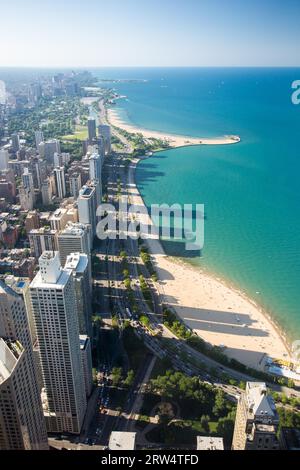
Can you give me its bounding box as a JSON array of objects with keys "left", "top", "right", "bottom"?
[
  {"left": 216, "top": 415, "right": 235, "bottom": 443},
  {"left": 139, "top": 315, "right": 150, "bottom": 328},
  {"left": 123, "top": 268, "right": 129, "bottom": 278},
  {"left": 124, "top": 369, "right": 135, "bottom": 387},
  {"left": 111, "top": 367, "right": 123, "bottom": 387},
  {"left": 213, "top": 389, "right": 227, "bottom": 418},
  {"left": 200, "top": 414, "right": 210, "bottom": 433}
]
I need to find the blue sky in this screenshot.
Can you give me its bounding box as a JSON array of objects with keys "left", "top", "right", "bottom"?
[{"left": 1, "top": 0, "right": 300, "bottom": 67}]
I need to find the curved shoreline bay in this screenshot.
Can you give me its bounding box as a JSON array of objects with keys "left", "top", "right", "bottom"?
[
  {"left": 99, "top": 67, "right": 300, "bottom": 368},
  {"left": 108, "top": 107, "right": 240, "bottom": 147},
  {"left": 126, "top": 156, "right": 291, "bottom": 371}
]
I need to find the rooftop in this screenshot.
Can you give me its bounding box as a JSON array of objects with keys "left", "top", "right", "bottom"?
[
  {"left": 0, "top": 338, "right": 24, "bottom": 385},
  {"left": 246, "top": 382, "right": 278, "bottom": 420},
  {"left": 197, "top": 436, "right": 224, "bottom": 450},
  {"left": 59, "top": 222, "right": 86, "bottom": 236},
  {"left": 0, "top": 279, "right": 20, "bottom": 299},
  {"left": 79, "top": 334, "right": 89, "bottom": 350},
  {"left": 49, "top": 208, "right": 67, "bottom": 219},
  {"left": 108, "top": 432, "right": 136, "bottom": 450},
  {"left": 29, "top": 227, "right": 56, "bottom": 235},
  {"left": 64, "top": 252, "right": 88, "bottom": 273},
  {"left": 80, "top": 186, "right": 93, "bottom": 197}
]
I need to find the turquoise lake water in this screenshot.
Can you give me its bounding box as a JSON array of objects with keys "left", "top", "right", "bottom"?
[{"left": 94, "top": 68, "right": 300, "bottom": 339}]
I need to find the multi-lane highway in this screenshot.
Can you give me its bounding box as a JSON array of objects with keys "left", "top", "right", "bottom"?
[{"left": 83, "top": 113, "right": 299, "bottom": 448}]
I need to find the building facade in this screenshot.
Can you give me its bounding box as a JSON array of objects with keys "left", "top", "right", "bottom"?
[
  {"left": 29, "top": 228, "right": 58, "bottom": 258},
  {"left": 232, "top": 382, "right": 280, "bottom": 450},
  {"left": 57, "top": 222, "right": 90, "bottom": 268},
  {"left": 65, "top": 253, "right": 92, "bottom": 337},
  {"left": 77, "top": 184, "right": 97, "bottom": 242},
  {"left": 54, "top": 166, "right": 66, "bottom": 199},
  {"left": 0, "top": 282, "right": 48, "bottom": 450},
  {"left": 79, "top": 335, "right": 93, "bottom": 398},
  {"left": 29, "top": 252, "right": 87, "bottom": 434}
]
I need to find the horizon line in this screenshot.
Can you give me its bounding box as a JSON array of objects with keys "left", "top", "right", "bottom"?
[{"left": 1, "top": 65, "right": 300, "bottom": 69}]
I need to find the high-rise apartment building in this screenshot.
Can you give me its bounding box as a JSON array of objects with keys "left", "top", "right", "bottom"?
[
  {"left": 79, "top": 335, "right": 93, "bottom": 398},
  {"left": 22, "top": 167, "right": 34, "bottom": 190},
  {"left": 44, "top": 140, "right": 61, "bottom": 165},
  {"left": 41, "top": 178, "right": 53, "bottom": 206},
  {"left": 11, "top": 133, "right": 20, "bottom": 153},
  {"left": 0, "top": 149, "right": 9, "bottom": 171},
  {"left": 65, "top": 253, "right": 92, "bottom": 337},
  {"left": 69, "top": 172, "right": 82, "bottom": 199},
  {"left": 98, "top": 124, "right": 111, "bottom": 154},
  {"left": 19, "top": 185, "right": 34, "bottom": 211},
  {"left": 35, "top": 130, "right": 44, "bottom": 150},
  {"left": 57, "top": 222, "right": 90, "bottom": 266},
  {"left": 77, "top": 184, "right": 97, "bottom": 242},
  {"left": 54, "top": 166, "right": 66, "bottom": 199},
  {"left": 87, "top": 118, "right": 96, "bottom": 143},
  {"left": 29, "top": 227, "right": 58, "bottom": 258},
  {"left": 89, "top": 153, "right": 102, "bottom": 205},
  {"left": 0, "top": 282, "right": 48, "bottom": 450},
  {"left": 29, "top": 252, "right": 87, "bottom": 434}
]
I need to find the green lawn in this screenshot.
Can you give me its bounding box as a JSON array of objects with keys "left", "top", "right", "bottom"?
[{"left": 61, "top": 124, "right": 88, "bottom": 141}]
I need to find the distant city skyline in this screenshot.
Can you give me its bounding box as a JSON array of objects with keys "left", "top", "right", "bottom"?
[{"left": 1, "top": 0, "right": 300, "bottom": 67}]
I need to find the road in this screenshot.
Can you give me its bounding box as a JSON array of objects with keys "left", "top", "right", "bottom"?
[
  {"left": 104, "top": 123, "right": 300, "bottom": 399},
  {"left": 81, "top": 106, "right": 300, "bottom": 448}
]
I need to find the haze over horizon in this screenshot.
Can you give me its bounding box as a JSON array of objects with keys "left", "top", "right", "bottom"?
[{"left": 1, "top": 0, "right": 300, "bottom": 68}]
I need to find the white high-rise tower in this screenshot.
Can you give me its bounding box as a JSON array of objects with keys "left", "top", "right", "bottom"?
[
  {"left": 29, "top": 252, "right": 87, "bottom": 434},
  {"left": 0, "top": 282, "right": 48, "bottom": 450}
]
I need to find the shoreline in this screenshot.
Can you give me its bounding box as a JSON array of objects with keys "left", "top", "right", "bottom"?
[
  {"left": 103, "top": 101, "right": 291, "bottom": 371},
  {"left": 167, "top": 254, "right": 292, "bottom": 357},
  {"left": 127, "top": 155, "right": 291, "bottom": 371},
  {"left": 107, "top": 106, "right": 240, "bottom": 147}
]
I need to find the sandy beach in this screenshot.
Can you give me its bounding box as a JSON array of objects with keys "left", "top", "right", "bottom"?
[
  {"left": 107, "top": 107, "right": 240, "bottom": 147},
  {"left": 126, "top": 157, "right": 291, "bottom": 371}
]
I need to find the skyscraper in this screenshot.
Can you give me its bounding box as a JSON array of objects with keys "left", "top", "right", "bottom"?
[
  {"left": 77, "top": 184, "right": 97, "bottom": 242},
  {"left": 22, "top": 167, "right": 34, "bottom": 190},
  {"left": 0, "top": 80, "right": 6, "bottom": 105},
  {"left": 29, "top": 227, "right": 58, "bottom": 258},
  {"left": 89, "top": 152, "right": 102, "bottom": 205},
  {"left": 232, "top": 382, "right": 280, "bottom": 450},
  {"left": 98, "top": 124, "right": 111, "bottom": 154},
  {"left": 4, "top": 275, "right": 37, "bottom": 346},
  {"left": 57, "top": 222, "right": 90, "bottom": 266},
  {"left": 29, "top": 252, "right": 87, "bottom": 434},
  {"left": 89, "top": 152, "right": 102, "bottom": 181},
  {"left": 79, "top": 335, "right": 93, "bottom": 398},
  {"left": 19, "top": 185, "right": 34, "bottom": 211},
  {"left": 0, "top": 149, "right": 9, "bottom": 171},
  {"left": 54, "top": 166, "right": 66, "bottom": 199},
  {"left": 69, "top": 172, "right": 82, "bottom": 199},
  {"left": 87, "top": 118, "right": 96, "bottom": 144},
  {"left": 0, "top": 282, "right": 48, "bottom": 450},
  {"left": 35, "top": 130, "right": 44, "bottom": 150},
  {"left": 65, "top": 253, "right": 92, "bottom": 337},
  {"left": 41, "top": 178, "right": 53, "bottom": 206},
  {"left": 11, "top": 133, "right": 20, "bottom": 153},
  {"left": 44, "top": 139, "right": 61, "bottom": 165}
]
